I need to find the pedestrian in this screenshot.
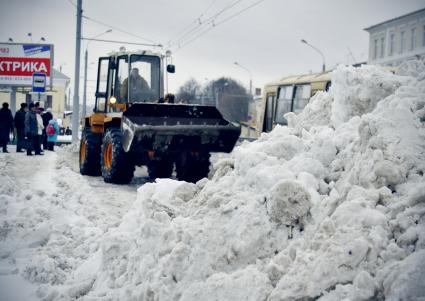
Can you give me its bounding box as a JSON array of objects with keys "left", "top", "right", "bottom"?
[
  {"left": 25, "top": 103, "right": 43, "bottom": 156},
  {"left": 0, "top": 102, "right": 14, "bottom": 153},
  {"left": 36, "top": 107, "right": 44, "bottom": 153},
  {"left": 42, "top": 108, "right": 53, "bottom": 149},
  {"left": 14, "top": 103, "right": 28, "bottom": 152},
  {"left": 65, "top": 126, "right": 72, "bottom": 135},
  {"left": 46, "top": 117, "right": 59, "bottom": 151}
]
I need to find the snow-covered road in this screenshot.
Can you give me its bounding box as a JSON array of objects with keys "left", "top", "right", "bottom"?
[{"left": 0, "top": 146, "right": 141, "bottom": 300}]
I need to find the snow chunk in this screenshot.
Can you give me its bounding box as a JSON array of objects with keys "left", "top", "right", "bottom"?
[
  {"left": 351, "top": 271, "right": 377, "bottom": 301},
  {"left": 380, "top": 250, "right": 425, "bottom": 301},
  {"left": 331, "top": 64, "right": 405, "bottom": 128},
  {"left": 266, "top": 180, "right": 312, "bottom": 225},
  {"left": 180, "top": 266, "right": 272, "bottom": 301}
]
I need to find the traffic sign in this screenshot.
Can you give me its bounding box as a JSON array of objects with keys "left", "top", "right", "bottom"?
[{"left": 32, "top": 72, "right": 46, "bottom": 92}]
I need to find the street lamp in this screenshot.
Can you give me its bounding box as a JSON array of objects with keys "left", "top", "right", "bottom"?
[
  {"left": 82, "top": 29, "right": 112, "bottom": 118},
  {"left": 234, "top": 61, "right": 252, "bottom": 95},
  {"left": 301, "top": 39, "right": 326, "bottom": 72}
]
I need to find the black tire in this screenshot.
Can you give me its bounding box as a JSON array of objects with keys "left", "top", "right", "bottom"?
[
  {"left": 101, "top": 128, "right": 134, "bottom": 184},
  {"left": 176, "top": 152, "right": 210, "bottom": 183},
  {"left": 80, "top": 128, "right": 102, "bottom": 176},
  {"left": 147, "top": 157, "right": 174, "bottom": 180}
]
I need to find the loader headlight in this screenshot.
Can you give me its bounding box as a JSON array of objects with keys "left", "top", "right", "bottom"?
[{"left": 109, "top": 96, "right": 117, "bottom": 104}]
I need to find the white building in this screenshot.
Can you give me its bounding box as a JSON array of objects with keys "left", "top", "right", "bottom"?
[{"left": 364, "top": 8, "right": 425, "bottom": 66}]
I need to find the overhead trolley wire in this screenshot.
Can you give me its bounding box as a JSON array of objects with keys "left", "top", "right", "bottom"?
[
  {"left": 65, "top": 0, "right": 77, "bottom": 8},
  {"left": 173, "top": 0, "right": 266, "bottom": 52},
  {"left": 82, "top": 15, "right": 160, "bottom": 46},
  {"left": 166, "top": 0, "right": 218, "bottom": 48},
  {"left": 168, "top": 0, "right": 244, "bottom": 49}
]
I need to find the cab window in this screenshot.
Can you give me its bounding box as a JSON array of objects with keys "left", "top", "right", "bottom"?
[
  {"left": 95, "top": 57, "right": 111, "bottom": 112},
  {"left": 126, "top": 55, "right": 161, "bottom": 102},
  {"left": 115, "top": 55, "right": 129, "bottom": 105}
]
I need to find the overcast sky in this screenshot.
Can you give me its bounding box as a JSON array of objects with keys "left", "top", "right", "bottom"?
[{"left": 1, "top": 0, "right": 424, "bottom": 102}]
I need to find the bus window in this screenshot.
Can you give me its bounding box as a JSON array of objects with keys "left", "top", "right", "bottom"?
[
  {"left": 275, "top": 85, "right": 293, "bottom": 125},
  {"left": 293, "top": 84, "right": 311, "bottom": 114},
  {"left": 264, "top": 93, "right": 275, "bottom": 132},
  {"left": 325, "top": 81, "right": 331, "bottom": 91}
]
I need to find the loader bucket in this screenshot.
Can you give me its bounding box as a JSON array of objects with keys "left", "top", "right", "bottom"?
[{"left": 121, "top": 103, "right": 240, "bottom": 154}]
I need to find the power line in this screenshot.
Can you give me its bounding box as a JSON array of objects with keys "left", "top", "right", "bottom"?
[
  {"left": 168, "top": 0, "right": 244, "bottom": 48},
  {"left": 64, "top": 0, "right": 160, "bottom": 46},
  {"left": 82, "top": 15, "right": 160, "bottom": 45},
  {"left": 166, "top": 0, "right": 218, "bottom": 48},
  {"left": 175, "top": 0, "right": 266, "bottom": 52},
  {"left": 171, "top": 0, "right": 243, "bottom": 47},
  {"left": 65, "top": 0, "right": 77, "bottom": 8},
  {"left": 215, "top": 0, "right": 265, "bottom": 26},
  {"left": 81, "top": 37, "right": 162, "bottom": 47}
]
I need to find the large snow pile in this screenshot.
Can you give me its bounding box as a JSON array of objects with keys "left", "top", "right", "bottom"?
[{"left": 2, "top": 61, "right": 425, "bottom": 300}]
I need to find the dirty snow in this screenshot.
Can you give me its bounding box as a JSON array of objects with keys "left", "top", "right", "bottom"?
[{"left": 1, "top": 61, "right": 425, "bottom": 300}]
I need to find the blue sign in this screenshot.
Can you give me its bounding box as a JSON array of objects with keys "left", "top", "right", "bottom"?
[
  {"left": 23, "top": 45, "right": 51, "bottom": 57},
  {"left": 32, "top": 73, "right": 46, "bottom": 92}
]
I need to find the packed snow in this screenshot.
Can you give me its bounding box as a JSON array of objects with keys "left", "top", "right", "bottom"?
[{"left": 1, "top": 60, "right": 425, "bottom": 300}]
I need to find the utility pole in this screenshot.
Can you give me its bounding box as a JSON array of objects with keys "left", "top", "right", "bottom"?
[
  {"left": 72, "top": 0, "right": 82, "bottom": 143},
  {"left": 83, "top": 29, "right": 112, "bottom": 119},
  {"left": 82, "top": 49, "right": 88, "bottom": 119}
]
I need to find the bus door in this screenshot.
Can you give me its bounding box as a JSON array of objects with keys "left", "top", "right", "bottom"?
[{"left": 264, "top": 93, "right": 276, "bottom": 132}]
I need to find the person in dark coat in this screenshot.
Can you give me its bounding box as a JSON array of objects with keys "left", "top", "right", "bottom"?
[
  {"left": 0, "top": 102, "right": 14, "bottom": 153},
  {"left": 14, "top": 103, "right": 28, "bottom": 152},
  {"left": 41, "top": 108, "right": 53, "bottom": 149},
  {"left": 25, "top": 103, "right": 42, "bottom": 156}
]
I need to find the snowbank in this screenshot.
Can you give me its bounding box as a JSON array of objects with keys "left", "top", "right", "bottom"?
[
  {"left": 67, "top": 61, "right": 423, "bottom": 300},
  {"left": 1, "top": 61, "right": 425, "bottom": 300}
]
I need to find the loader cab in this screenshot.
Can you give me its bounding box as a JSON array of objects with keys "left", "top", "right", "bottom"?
[{"left": 94, "top": 51, "right": 170, "bottom": 113}]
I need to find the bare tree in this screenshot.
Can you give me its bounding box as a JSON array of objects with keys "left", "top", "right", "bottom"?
[
  {"left": 203, "top": 77, "right": 250, "bottom": 122},
  {"left": 176, "top": 78, "right": 201, "bottom": 104}
]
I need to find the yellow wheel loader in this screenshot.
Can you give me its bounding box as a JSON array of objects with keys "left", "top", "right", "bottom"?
[{"left": 79, "top": 50, "right": 240, "bottom": 184}]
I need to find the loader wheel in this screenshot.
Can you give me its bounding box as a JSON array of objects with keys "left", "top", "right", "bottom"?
[
  {"left": 80, "top": 128, "right": 102, "bottom": 176},
  {"left": 101, "top": 128, "right": 134, "bottom": 184},
  {"left": 176, "top": 152, "right": 210, "bottom": 183},
  {"left": 147, "top": 157, "right": 174, "bottom": 180}
]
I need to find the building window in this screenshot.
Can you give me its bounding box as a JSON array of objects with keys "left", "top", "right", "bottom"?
[
  {"left": 411, "top": 27, "right": 416, "bottom": 50},
  {"left": 389, "top": 33, "right": 394, "bottom": 56},
  {"left": 400, "top": 31, "right": 405, "bottom": 53},
  {"left": 25, "top": 94, "right": 32, "bottom": 104},
  {"left": 374, "top": 39, "right": 378, "bottom": 59},
  {"left": 423, "top": 25, "right": 425, "bottom": 46},
  {"left": 380, "top": 37, "right": 385, "bottom": 58},
  {"left": 46, "top": 95, "right": 53, "bottom": 109}
]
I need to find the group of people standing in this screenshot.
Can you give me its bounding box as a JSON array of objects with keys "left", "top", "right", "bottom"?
[{"left": 0, "top": 102, "right": 60, "bottom": 155}]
